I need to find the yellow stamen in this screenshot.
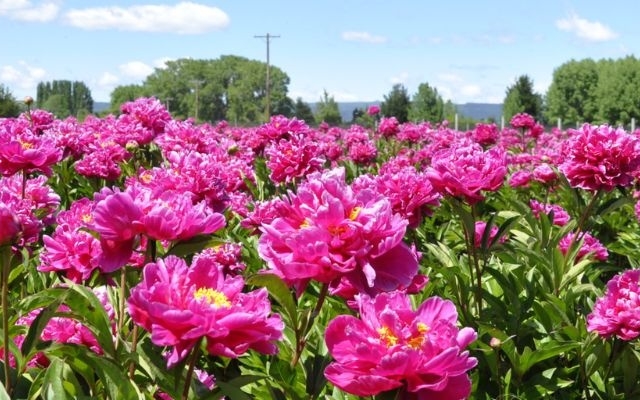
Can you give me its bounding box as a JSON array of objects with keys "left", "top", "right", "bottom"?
[
  {"left": 194, "top": 288, "right": 231, "bottom": 308},
  {"left": 349, "top": 207, "right": 361, "bottom": 221},
  {"left": 377, "top": 326, "right": 398, "bottom": 347}
]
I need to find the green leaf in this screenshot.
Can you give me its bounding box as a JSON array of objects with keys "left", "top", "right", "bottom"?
[
  {"left": 519, "top": 342, "right": 579, "bottom": 376},
  {"left": 246, "top": 273, "right": 297, "bottom": 327},
  {"left": 167, "top": 235, "right": 226, "bottom": 258},
  {"left": 41, "top": 358, "right": 73, "bottom": 400},
  {"left": 216, "top": 381, "right": 253, "bottom": 400}
]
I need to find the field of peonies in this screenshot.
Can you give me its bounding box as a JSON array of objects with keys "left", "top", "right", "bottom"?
[{"left": 0, "top": 97, "right": 639, "bottom": 399}]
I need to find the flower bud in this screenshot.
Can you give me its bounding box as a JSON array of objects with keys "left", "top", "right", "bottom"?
[
  {"left": 0, "top": 205, "right": 20, "bottom": 246},
  {"left": 489, "top": 337, "right": 502, "bottom": 349},
  {"left": 23, "top": 96, "right": 34, "bottom": 106}
]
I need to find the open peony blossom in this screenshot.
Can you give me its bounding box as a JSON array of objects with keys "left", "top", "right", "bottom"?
[
  {"left": 128, "top": 255, "right": 284, "bottom": 367},
  {"left": 559, "top": 124, "right": 640, "bottom": 191},
  {"left": 559, "top": 232, "right": 608, "bottom": 262},
  {"left": 425, "top": 140, "right": 507, "bottom": 204},
  {"left": 324, "top": 291, "right": 477, "bottom": 398},
  {"left": 258, "top": 167, "right": 418, "bottom": 296},
  {"left": 530, "top": 200, "right": 570, "bottom": 226},
  {"left": 587, "top": 269, "right": 640, "bottom": 340}
]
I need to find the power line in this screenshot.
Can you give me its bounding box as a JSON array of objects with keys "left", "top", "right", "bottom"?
[{"left": 254, "top": 33, "right": 280, "bottom": 122}]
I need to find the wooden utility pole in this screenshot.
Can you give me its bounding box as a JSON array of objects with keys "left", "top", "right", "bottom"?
[
  {"left": 191, "top": 79, "right": 204, "bottom": 121},
  {"left": 254, "top": 33, "right": 280, "bottom": 122}
]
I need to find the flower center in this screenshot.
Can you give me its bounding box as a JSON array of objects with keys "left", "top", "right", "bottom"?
[
  {"left": 377, "top": 325, "right": 398, "bottom": 347},
  {"left": 408, "top": 322, "right": 430, "bottom": 349},
  {"left": 19, "top": 139, "right": 33, "bottom": 150},
  {"left": 194, "top": 288, "right": 231, "bottom": 308},
  {"left": 349, "top": 207, "right": 361, "bottom": 220}
]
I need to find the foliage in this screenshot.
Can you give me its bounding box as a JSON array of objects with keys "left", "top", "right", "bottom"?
[
  {"left": 408, "top": 82, "right": 444, "bottom": 123},
  {"left": 314, "top": 90, "right": 342, "bottom": 125},
  {"left": 36, "top": 80, "right": 93, "bottom": 118},
  {"left": 544, "top": 59, "right": 599, "bottom": 126},
  {"left": 0, "top": 100, "right": 639, "bottom": 399},
  {"left": 293, "top": 97, "right": 315, "bottom": 125},
  {"left": 503, "top": 75, "right": 543, "bottom": 122},
  {"left": 0, "top": 85, "right": 21, "bottom": 118},
  {"left": 380, "top": 84, "right": 410, "bottom": 123},
  {"left": 595, "top": 56, "right": 640, "bottom": 126},
  {"left": 122, "top": 56, "right": 291, "bottom": 124}
]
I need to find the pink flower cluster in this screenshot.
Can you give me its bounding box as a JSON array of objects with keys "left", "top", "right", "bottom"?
[
  {"left": 128, "top": 255, "right": 283, "bottom": 367},
  {"left": 530, "top": 200, "right": 570, "bottom": 226},
  {"left": 324, "top": 291, "right": 477, "bottom": 398},
  {"left": 559, "top": 232, "right": 608, "bottom": 262},
  {"left": 426, "top": 141, "right": 507, "bottom": 204},
  {"left": 560, "top": 124, "right": 640, "bottom": 191},
  {"left": 587, "top": 269, "right": 640, "bottom": 340},
  {"left": 264, "top": 133, "right": 326, "bottom": 184},
  {"left": 258, "top": 167, "right": 418, "bottom": 296}
]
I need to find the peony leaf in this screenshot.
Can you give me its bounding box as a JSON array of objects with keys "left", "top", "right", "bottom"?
[{"left": 246, "top": 273, "right": 297, "bottom": 328}]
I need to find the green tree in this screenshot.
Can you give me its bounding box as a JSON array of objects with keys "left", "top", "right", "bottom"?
[
  {"left": 293, "top": 97, "right": 315, "bottom": 125},
  {"left": 502, "top": 75, "right": 543, "bottom": 122},
  {"left": 110, "top": 84, "right": 148, "bottom": 113},
  {"left": 36, "top": 80, "right": 93, "bottom": 117},
  {"left": 381, "top": 84, "right": 410, "bottom": 123},
  {"left": 409, "top": 82, "right": 444, "bottom": 123},
  {"left": 544, "top": 59, "right": 599, "bottom": 126},
  {"left": 0, "top": 85, "right": 21, "bottom": 117},
  {"left": 314, "top": 90, "right": 342, "bottom": 125},
  {"left": 443, "top": 100, "right": 458, "bottom": 124},
  {"left": 141, "top": 56, "right": 290, "bottom": 124},
  {"left": 595, "top": 56, "right": 640, "bottom": 126}
]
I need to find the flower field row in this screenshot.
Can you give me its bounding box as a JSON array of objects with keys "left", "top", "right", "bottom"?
[{"left": 0, "top": 97, "right": 639, "bottom": 399}]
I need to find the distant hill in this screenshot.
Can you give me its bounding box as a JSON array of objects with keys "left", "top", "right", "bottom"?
[{"left": 94, "top": 102, "right": 110, "bottom": 113}]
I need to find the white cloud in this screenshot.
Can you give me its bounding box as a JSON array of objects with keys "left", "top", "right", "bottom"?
[
  {"left": 341, "top": 31, "right": 387, "bottom": 44},
  {"left": 152, "top": 57, "right": 174, "bottom": 69},
  {"left": 460, "top": 84, "right": 482, "bottom": 98},
  {"left": 119, "top": 61, "right": 154, "bottom": 79},
  {"left": 390, "top": 72, "right": 409, "bottom": 85},
  {"left": 437, "top": 73, "right": 463, "bottom": 84},
  {"left": 97, "top": 72, "right": 119, "bottom": 87},
  {"left": 64, "top": 2, "right": 230, "bottom": 34},
  {"left": 556, "top": 13, "right": 618, "bottom": 42},
  {"left": 0, "top": 1, "right": 58, "bottom": 22},
  {"left": 0, "top": 61, "right": 46, "bottom": 96}
]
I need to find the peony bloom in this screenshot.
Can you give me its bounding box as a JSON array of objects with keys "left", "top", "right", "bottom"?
[
  {"left": 587, "top": 269, "right": 640, "bottom": 340},
  {"left": 367, "top": 105, "right": 381, "bottom": 116},
  {"left": 510, "top": 113, "right": 536, "bottom": 130},
  {"left": 559, "top": 124, "right": 640, "bottom": 191},
  {"left": 0, "top": 123, "right": 63, "bottom": 177},
  {"left": 258, "top": 167, "right": 418, "bottom": 296},
  {"left": 474, "top": 221, "right": 506, "bottom": 248},
  {"left": 508, "top": 169, "right": 532, "bottom": 188},
  {"left": 425, "top": 141, "right": 507, "bottom": 204},
  {"left": 264, "top": 134, "right": 326, "bottom": 184},
  {"left": 0, "top": 204, "right": 20, "bottom": 246},
  {"left": 532, "top": 163, "right": 558, "bottom": 185},
  {"left": 128, "top": 255, "right": 283, "bottom": 367},
  {"left": 324, "top": 291, "right": 477, "bottom": 398},
  {"left": 378, "top": 117, "right": 400, "bottom": 138},
  {"left": 471, "top": 122, "right": 499, "bottom": 146},
  {"left": 559, "top": 232, "right": 608, "bottom": 262},
  {"left": 530, "top": 200, "right": 570, "bottom": 226}
]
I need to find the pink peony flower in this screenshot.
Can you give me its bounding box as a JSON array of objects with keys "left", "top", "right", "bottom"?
[
  {"left": 128, "top": 255, "right": 283, "bottom": 367},
  {"left": 0, "top": 204, "right": 20, "bottom": 246},
  {"left": 258, "top": 167, "right": 418, "bottom": 295},
  {"left": 559, "top": 124, "right": 640, "bottom": 191},
  {"left": 367, "top": 105, "right": 380, "bottom": 116},
  {"left": 378, "top": 117, "right": 400, "bottom": 138},
  {"left": 425, "top": 141, "right": 507, "bottom": 204},
  {"left": 472, "top": 122, "right": 499, "bottom": 146},
  {"left": 587, "top": 269, "right": 640, "bottom": 340},
  {"left": 0, "top": 122, "right": 63, "bottom": 176},
  {"left": 474, "top": 221, "right": 506, "bottom": 248},
  {"left": 532, "top": 163, "right": 558, "bottom": 184},
  {"left": 324, "top": 291, "right": 477, "bottom": 398},
  {"left": 510, "top": 113, "right": 536, "bottom": 130},
  {"left": 559, "top": 232, "right": 608, "bottom": 261},
  {"left": 530, "top": 200, "right": 570, "bottom": 226},
  {"left": 508, "top": 169, "right": 533, "bottom": 188},
  {"left": 264, "top": 134, "right": 326, "bottom": 184}
]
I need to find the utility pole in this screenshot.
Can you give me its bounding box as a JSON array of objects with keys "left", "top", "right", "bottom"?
[
  {"left": 191, "top": 79, "right": 204, "bottom": 121},
  {"left": 254, "top": 33, "right": 280, "bottom": 122}
]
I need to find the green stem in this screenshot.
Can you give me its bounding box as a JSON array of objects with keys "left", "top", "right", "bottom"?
[
  {"left": 575, "top": 190, "right": 602, "bottom": 236},
  {"left": 291, "top": 283, "right": 329, "bottom": 367},
  {"left": 1, "top": 246, "right": 12, "bottom": 395},
  {"left": 182, "top": 340, "right": 202, "bottom": 400}
]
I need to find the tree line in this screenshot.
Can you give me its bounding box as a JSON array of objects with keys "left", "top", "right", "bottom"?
[{"left": 2, "top": 55, "right": 640, "bottom": 129}]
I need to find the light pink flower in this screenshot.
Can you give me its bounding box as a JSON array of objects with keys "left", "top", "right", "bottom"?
[
  {"left": 559, "top": 124, "right": 640, "bottom": 191},
  {"left": 559, "top": 232, "right": 608, "bottom": 261},
  {"left": 587, "top": 269, "right": 640, "bottom": 340},
  {"left": 530, "top": 200, "right": 570, "bottom": 226},
  {"left": 324, "top": 291, "right": 477, "bottom": 398},
  {"left": 128, "top": 255, "right": 283, "bottom": 367},
  {"left": 425, "top": 141, "right": 507, "bottom": 204}
]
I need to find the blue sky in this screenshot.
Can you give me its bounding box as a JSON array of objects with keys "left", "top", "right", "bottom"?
[{"left": 0, "top": 1, "right": 636, "bottom": 104}]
